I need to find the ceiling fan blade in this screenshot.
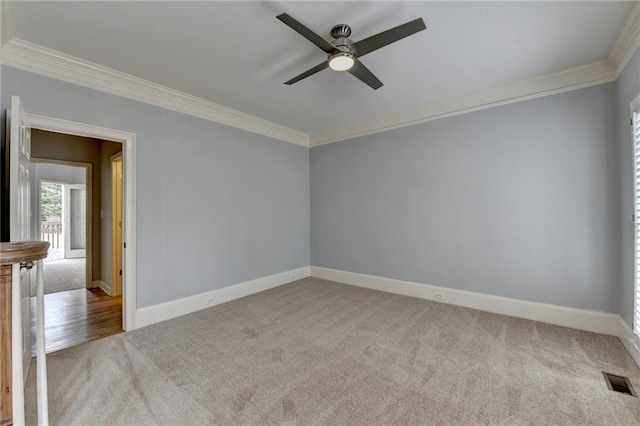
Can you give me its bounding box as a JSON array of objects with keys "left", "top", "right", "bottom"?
[
  {"left": 348, "top": 60, "right": 383, "bottom": 90},
  {"left": 284, "top": 62, "right": 329, "bottom": 85},
  {"left": 353, "top": 18, "right": 426, "bottom": 57},
  {"left": 277, "top": 13, "right": 337, "bottom": 53}
]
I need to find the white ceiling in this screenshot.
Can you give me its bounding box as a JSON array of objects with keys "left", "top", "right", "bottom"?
[{"left": 10, "top": 1, "right": 634, "bottom": 135}]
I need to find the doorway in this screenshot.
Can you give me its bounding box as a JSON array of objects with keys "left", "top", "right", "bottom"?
[
  {"left": 29, "top": 131, "right": 123, "bottom": 354},
  {"left": 22, "top": 111, "right": 137, "bottom": 332},
  {"left": 37, "top": 166, "right": 89, "bottom": 297}
]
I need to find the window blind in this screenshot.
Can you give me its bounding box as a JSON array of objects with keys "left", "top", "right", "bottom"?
[
  {"left": 69, "top": 187, "right": 86, "bottom": 250},
  {"left": 633, "top": 111, "right": 640, "bottom": 342}
]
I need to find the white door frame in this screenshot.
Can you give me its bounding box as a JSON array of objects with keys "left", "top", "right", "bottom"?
[{"left": 26, "top": 113, "right": 138, "bottom": 331}]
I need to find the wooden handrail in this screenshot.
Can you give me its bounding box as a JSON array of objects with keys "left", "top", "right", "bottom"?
[
  {"left": 1, "top": 242, "right": 49, "bottom": 426},
  {"left": 0, "top": 242, "right": 49, "bottom": 266}
]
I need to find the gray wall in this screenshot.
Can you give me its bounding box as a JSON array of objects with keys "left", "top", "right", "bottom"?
[
  {"left": 1, "top": 63, "right": 627, "bottom": 316},
  {"left": 311, "top": 84, "right": 620, "bottom": 313},
  {"left": 1, "top": 66, "right": 310, "bottom": 309},
  {"left": 616, "top": 49, "right": 640, "bottom": 325}
]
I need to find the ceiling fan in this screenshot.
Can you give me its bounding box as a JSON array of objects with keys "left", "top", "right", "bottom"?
[{"left": 276, "top": 13, "right": 426, "bottom": 90}]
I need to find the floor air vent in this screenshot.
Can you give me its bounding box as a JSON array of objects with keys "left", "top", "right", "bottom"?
[{"left": 603, "top": 372, "right": 637, "bottom": 397}]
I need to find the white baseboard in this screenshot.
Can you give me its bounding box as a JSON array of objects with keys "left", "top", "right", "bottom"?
[
  {"left": 135, "top": 266, "right": 310, "bottom": 329},
  {"left": 310, "top": 266, "right": 620, "bottom": 336},
  {"left": 92, "top": 280, "right": 111, "bottom": 296},
  {"left": 132, "top": 264, "right": 640, "bottom": 368},
  {"left": 618, "top": 317, "right": 640, "bottom": 367}
]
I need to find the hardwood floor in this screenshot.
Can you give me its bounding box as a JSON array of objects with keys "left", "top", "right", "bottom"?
[{"left": 30, "top": 288, "right": 122, "bottom": 355}]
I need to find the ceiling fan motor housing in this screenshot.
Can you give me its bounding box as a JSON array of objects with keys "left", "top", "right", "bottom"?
[
  {"left": 331, "top": 24, "right": 351, "bottom": 39},
  {"left": 330, "top": 24, "right": 355, "bottom": 55}
]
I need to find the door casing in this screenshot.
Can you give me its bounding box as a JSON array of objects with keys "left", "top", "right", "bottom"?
[{"left": 25, "top": 113, "right": 137, "bottom": 331}]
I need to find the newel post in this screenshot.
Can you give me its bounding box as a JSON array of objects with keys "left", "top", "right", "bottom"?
[{"left": 0, "top": 242, "right": 49, "bottom": 426}]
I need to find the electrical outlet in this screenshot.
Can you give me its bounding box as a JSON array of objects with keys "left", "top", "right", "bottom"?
[
  {"left": 433, "top": 292, "right": 444, "bottom": 300},
  {"left": 205, "top": 297, "right": 215, "bottom": 306}
]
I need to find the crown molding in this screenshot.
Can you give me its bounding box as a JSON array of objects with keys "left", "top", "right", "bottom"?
[
  {"left": 1, "top": 37, "right": 616, "bottom": 150},
  {"left": 310, "top": 59, "right": 616, "bottom": 146},
  {"left": 0, "top": 0, "right": 635, "bottom": 149},
  {"left": 0, "top": 38, "right": 310, "bottom": 146},
  {"left": 610, "top": 1, "right": 640, "bottom": 78}
]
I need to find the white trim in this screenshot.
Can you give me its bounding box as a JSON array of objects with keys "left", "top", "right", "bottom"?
[
  {"left": 0, "top": 37, "right": 626, "bottom": 149},
  {"left": 34, "top": 259, "right": 48, "bottom": 424},
  {"left": 27, "top": 113, "right": 132, "bottom": 143},
  {"left": 0, "top": 4, "right": 637, "bottom": 148},
  {"left": 136, "top": 266, "right": 310, "bottom": 329},
  {"left": 0, "top": 37, "right": 616, "bottom": 149},
  {"left": 310, "top": 266, "right": 620, "bottom": 336},
  {"left": 610, "top": 1, "right": 640, "bottom": 78},
  {"left": 93, "top": 280, "right": 111, "bottom": 296},
  {"left": 11, "top": 263, "right": 25, "bottom": 426},
  {"left": 0, "top": 38, "right": 309, "bottom": 147},
  {"left": 310, "top": 60, "right": 616, "bottom": 146},
  {"left": 26, "top": 113, "right": 138, "bottom": 331},
  {"left": 618, "top": 317, "right": 640, "bottom": 368}
]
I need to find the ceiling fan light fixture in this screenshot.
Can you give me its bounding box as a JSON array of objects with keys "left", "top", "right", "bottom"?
[
  {"left": 277, "top": 13, "right": 425, "bottom": 89},
  {"left": 328, "top": 52, "right": 355, "bottom": 71}
]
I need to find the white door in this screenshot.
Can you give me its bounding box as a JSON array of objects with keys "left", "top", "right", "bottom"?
[
  {"left": 8, "top": 95, "right": 32, "bottom": 382},
  {"left": 63, "top": 184, "right": 87, "bottom": 259}
]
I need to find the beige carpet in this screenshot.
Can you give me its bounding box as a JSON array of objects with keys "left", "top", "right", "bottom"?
[
  {"left": 29, "top": 258, "right": 86, "bottom": 296},
  {"left": 25, "top": 277, "right": 640, "bottom": 425}
]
